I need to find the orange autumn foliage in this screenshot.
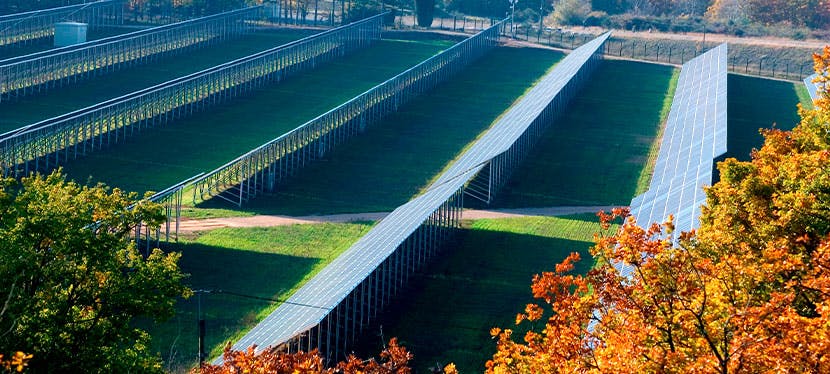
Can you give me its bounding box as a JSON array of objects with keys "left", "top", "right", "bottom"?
[
  {"left": 0, "top": 352, "right": 31, "bottom": 373},
  {"left": 196, "top": 338, "right": 427, "bottom": 374},
  {"left": 487, "top": 48, "right": 830, "bottom": 373}
]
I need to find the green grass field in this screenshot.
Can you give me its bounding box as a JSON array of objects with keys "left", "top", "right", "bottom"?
[
  {"left": 145, "top": 222, "right": 374, "bottom": 373},
  {"left": 59, "top": 38, "right": 451, "bottom": 193},
  {"left": 489, "top": 60, "right": 678, "bottom": 208},
  {"left": 720, "top": 74, "right": 812, "bottom": 163},
  {"left": 353, "top": 214, "right": 606, "bottom": 372},
  {"left": 0, "top": 29, "right": 313, "bottom": 132},
  {"left": 193, "top": 46, "right": 565, "bottom": 217}
]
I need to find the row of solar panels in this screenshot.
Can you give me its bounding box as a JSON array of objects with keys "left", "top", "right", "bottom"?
[
  {"left": 805, "top": 73, "right": 823, "bottom": 102},
  {"left": 629, "top": 44, "right": 728, "bottom": 242},
  {"left": 225, "top": 31, "right": 611, "bottom": 356}
]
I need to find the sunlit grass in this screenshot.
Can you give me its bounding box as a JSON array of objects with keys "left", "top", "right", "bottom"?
[
  {"left": 60, "top": 39, "right": 452, "bottom": 194},
  {"left": 146, "top": 222, "right": 375, "bottom": 373}
]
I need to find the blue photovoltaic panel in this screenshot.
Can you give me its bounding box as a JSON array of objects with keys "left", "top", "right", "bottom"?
[
  {"left": 805, "top": 74, "right": 821, "bottom": 102},
  {"left": 221, "top": 32, "right": 611, "bottom": 359},
  {"left": 629, "top": 44, "right": 727, "bottom": 242}
]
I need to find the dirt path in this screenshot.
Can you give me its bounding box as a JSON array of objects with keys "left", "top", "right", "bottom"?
[{"left": 177, "top": 205, "right": 621, "bottom": 233}]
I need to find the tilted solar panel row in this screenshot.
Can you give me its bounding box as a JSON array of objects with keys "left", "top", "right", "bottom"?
[
  {"left": 221, "top": 31, "right": 611, "bottom": 363},
  {"left": 629, "top": 44, "right": 727, "bottom": 239},
  {"left": 805, "top": 73, "right": 822, "bottom": 102}
]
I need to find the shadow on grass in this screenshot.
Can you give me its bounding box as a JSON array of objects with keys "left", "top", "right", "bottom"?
[
  {"left": 142, "top": 242, "right": 319, "bottom": 373},
  {"left": 713, "top": 74, "right": 804, "bottom": 182},
  {"left": 489, "top": 60, "right": 677, "bottom": 209},
  {"left": 352, "top": 229, "right": 594, "bottom": 373}
]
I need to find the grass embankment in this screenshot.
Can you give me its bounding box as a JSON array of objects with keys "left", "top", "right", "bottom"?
[
  {"left": 59, "top": 38, "right": 451, "bottom": 193},
  {"left": 0, "top": 29, "right": 313, "bottom": 132},
  {"left": 489, "top": 60, "right": 678, "bottom": 208},
  {"left": 354, "top": 214, "right": 606, "bottom": 372},
  {"left": 193, "top": 46, "right": 565, "bottom": 217},
  {"left": 0, "top": 26, "right": 141, "bottom": 60},
  {"left": 148, "top": 222, "right": 374, "bottom": 373}
]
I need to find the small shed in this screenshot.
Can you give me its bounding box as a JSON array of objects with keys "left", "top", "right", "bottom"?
[{"left": 54, "top": 22, "right": 88, "bottom": 47}]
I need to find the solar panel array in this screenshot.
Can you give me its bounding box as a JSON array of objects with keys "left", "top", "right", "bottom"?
[
  {"left": 0, "top": 6, "right": 262, "bottom": 103},
  {"left": 432, "top": 32, "right": 610, "bottom": 188},
  {"left": 0, "top": 1, "right": 123, "bottom": 48},
  {"left": 189, "top": 19, "right": 502, "bottom": 207},
  {"left": 0, "top": 13, "right": 384, "bottom": 178},
  {"left": 223, "top": 31, "right": 610, "bottom": 359},
  {"left": 805, "top": 73, "right": 822, "bottom": 102},
  {"left": 629, "top": 44, "right": 727, "bottom": 240}
]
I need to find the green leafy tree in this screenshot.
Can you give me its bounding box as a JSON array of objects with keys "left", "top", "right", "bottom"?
[
  {"left": 444, "top": 0, "right": 508, "bottom": 17},
  {"left": 552, "top": 0, "right": 591, "bottom": 25},
  {"left": 591, "top": 0, "right": 627, "bottom": 14},
  {"left": 0, "top": 170, "right": 190, "bottom": 373},
  {"left": 415, "top": 0, "right": 435, "bottom": 26}
]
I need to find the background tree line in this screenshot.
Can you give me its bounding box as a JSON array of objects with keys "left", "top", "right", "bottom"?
[{"left": 551, "top": 0, "right": 830, "bottom": 39}]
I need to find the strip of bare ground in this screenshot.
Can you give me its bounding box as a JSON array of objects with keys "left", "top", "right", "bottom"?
[{"left": 177, "top": 205, "right": 621, "bottom": 232}]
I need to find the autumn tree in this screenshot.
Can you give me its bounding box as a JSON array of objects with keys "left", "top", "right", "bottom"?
[
  {"left": 552, "top": 0, "right": 592, "bottom": 25},
  {"left": 705, "top": 0, "right": 749, "bottom": 22},
  {"left": 196, "top": 338, "right": 456, "bottom": 374},
  {"left": 0, "top": 352, "right": 31, "bottom": 373},
  {"left": 738, "top": 0, "right": 830, "bottom": 28},
  {"left": 488, "top": 47, "right": 830, "bottom": 373},
  {"left": 0, "top": 170, "right": 190, "bottom": 373}
]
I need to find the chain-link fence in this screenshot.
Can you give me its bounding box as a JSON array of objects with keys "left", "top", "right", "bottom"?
[{"left": 510, "top": 26, "right": 817, "bottom": 82}]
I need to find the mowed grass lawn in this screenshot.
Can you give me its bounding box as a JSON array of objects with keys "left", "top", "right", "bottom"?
[
  {"left": 195, "top": 46, "right": 565, "bottom": 217},
  {"left": 60, "top": 38, "right": 451, "bottom": 193},
  {"left": 145, "top": 222, "right": 374, "bottom": 373},
  {"left": 0, "top": 29, "right": 313, "bottom": 132},
  {"left": 720, "top": 74, "right": 812, "bottom": 164},
  {"left": 355, "top": 215, "right": 607, "bottom": 372},
  {"left": 492, "top": 60, "right": 678, "bottom": 208}
]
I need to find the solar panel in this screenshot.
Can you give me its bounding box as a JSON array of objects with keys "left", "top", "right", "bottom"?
[
  {"left": 805, "top": 74, "right": 821, "bottom": 102},
  {"left": 220, "top": 32, "right": 611, "bottom": 360},
  {"left": 629, "top": 44, "right": 727, "bottom": 247}
]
